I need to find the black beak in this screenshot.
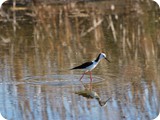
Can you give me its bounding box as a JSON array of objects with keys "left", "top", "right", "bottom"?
[{"left": 105, "top": 57, "right": 110, "bottom": 63}]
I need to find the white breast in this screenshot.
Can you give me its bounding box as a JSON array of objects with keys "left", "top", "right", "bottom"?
[{"left": 85, "top": 61, "right": 98, "bottom": 71}]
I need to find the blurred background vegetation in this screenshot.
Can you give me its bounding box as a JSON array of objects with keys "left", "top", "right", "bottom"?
[{"left": 0, "top": 0, "right": 159, "bottom": 120}]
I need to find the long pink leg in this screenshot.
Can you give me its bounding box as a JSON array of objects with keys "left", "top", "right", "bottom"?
[
  {"left": 79, "top": 72, "right": 87, "bottom": 88},
  {"left": 79, "top": 72, "right": 86, "bottom": 81},
  {"left": 89, "top": 71, "right": 93, "bottom": 90}
]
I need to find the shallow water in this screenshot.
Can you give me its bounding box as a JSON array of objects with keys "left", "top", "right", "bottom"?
[{"left": 0, "top": 1, "right": 160, "bottom": 120}]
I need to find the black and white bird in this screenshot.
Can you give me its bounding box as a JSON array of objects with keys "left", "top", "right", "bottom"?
[{"left": 70, "top": 53, "right": 110, "bottom": 86}]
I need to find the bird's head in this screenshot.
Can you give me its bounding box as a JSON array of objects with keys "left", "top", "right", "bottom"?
[
  {"left": 0, "top": 0, "right": 7, "bottom": 8},
  {"left": 99, "top": 53, "right": 110, "bottom": 62}
]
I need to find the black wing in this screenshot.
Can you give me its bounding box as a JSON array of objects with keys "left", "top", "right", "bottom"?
[{"left": 70, "top": 61, "right": 93, "bottom": 70}]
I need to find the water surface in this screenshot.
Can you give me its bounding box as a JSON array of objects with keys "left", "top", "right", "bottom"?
[{"left": 0, "top": 1, "right": 160, "bottom": 120}]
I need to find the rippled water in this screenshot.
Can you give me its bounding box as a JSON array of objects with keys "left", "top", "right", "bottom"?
[{"left": 0, "top": 1, "right": 160, "bottom": 120}]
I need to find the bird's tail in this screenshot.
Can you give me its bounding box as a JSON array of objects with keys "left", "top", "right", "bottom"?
[
  {"left": 69, "top": 67, "right": 76, "bottom": 70},
  {"left": 69, "top": 66, "right": 81, "bottom": 70}
]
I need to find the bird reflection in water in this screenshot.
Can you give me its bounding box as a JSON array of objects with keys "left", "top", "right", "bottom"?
[{"left": 75, "top": 82, "right": 111, "bottom": 107}]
